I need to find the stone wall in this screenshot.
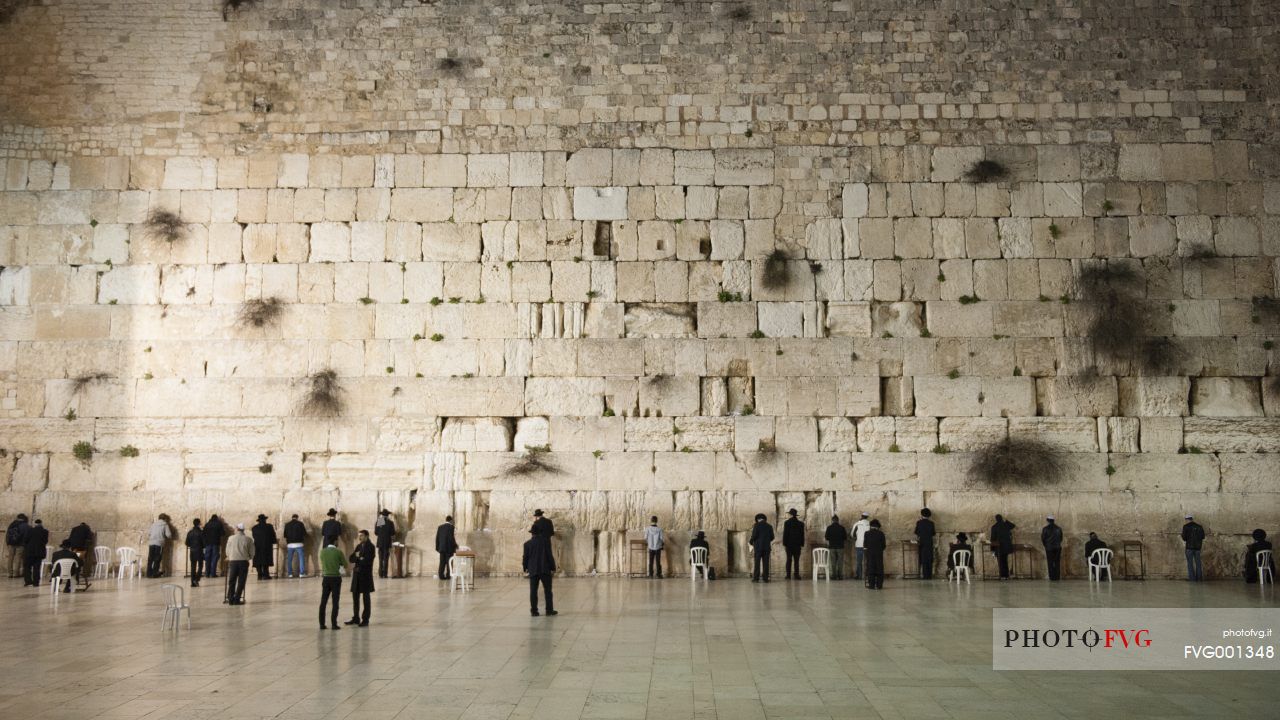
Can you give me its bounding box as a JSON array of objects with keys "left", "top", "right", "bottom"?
[{"left": 0, "top": 0, "right": 1277, "bottom": 578}]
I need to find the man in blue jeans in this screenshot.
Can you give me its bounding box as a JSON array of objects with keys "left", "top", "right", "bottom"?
[
  {"left": 202, "top": 514, "right": 225, "bottom": 578},
  {"left": 283, "top": 514, "right": 308, "bottom": 578},
  {"left": 1181, "top": 514, "right": 1205, "bottom": 581}
]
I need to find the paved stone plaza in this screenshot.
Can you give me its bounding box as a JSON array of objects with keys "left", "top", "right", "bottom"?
[{"left": 1, "top": 576, "right": 1275, "bottom": 720}]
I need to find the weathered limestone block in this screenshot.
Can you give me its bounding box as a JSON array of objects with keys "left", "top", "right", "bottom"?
[
  {"left": 466, "top": 452, "right": 594, "bottom": 491},
  {"left": 1037, "top": 376, "right": 1119, "bottom": 417},
  {"left": 370, "top": 417, "right": 441, "bottom": 452},
  {"left": 573, "top": 187, "right": 628, "bottom": 220},
  {"left": 1108, "top": 454, "right": 1219, "bottom": 493},
  {"left": 1183, "top": 418, "right": 1280, "bottom": 452},
  {"left": 638, "top": 376, "right": 700, "bottom": 418},
  {"left": 713, "top": 149, "right": 773, "bottom": 186},
  {"left": 1190, "top": 377, "right": 1263, "bottom": 417},
  {"left": 871, "top": 301, "right": 922, "bottom": 337},
  {"left": 512, "top": 417, "right": 549, "bottom": 450},
  {"left": 926, "top": 301, "right": 993, "bottom": 337},
  {"left": 416, "top": 377, "right": 524, "bottom": 416},
  {"left": 1139, "top": 417, "right": 1184, "bottom": 453},
  {"left": 624, "top": 303, "right": 695, "bottom": 338},
  {"left": 938, "top": 417, "right": 1007, "bottom": 451},
  {"left": 697, "top": 301, "right": 756, "bottom": 338},
  {"left": 1009, "top": 417, "right": 1099, "bottom": 452},
  {"left": 894, "top": 417, "right": 938, "bottom": 452},
  {"left": 1102, "top": 417, "right": 1140, "bottom": 453},
  {"left": 672, "top": 417, "right": 733, "bottom": 451},
  {"left": 624, "top": 417, "right": 674, "bottom": 451},
  {"left": 856, "top": 417, "right": 895, "bottom": 452},
  {"left": 981, "top": 377, "right": 1036, "bottom": 418},
  {"left": 850, "top": 453, "right": 919, "bottom": 491},
  {"left": 441, "top": 417, "right": 513, "bottom": 451},
  {"left": 1118, "top": 377, "right": 1190, "bottom": 416},
  {"left": 655, "top": 452, "right": 716, "bottom": 490},
  {"left": 914, "top": 376, "right": 981, "bottom": 417}
]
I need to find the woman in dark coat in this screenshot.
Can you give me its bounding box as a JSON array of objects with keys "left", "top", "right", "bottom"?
[
  {"left": 347, "top": 530, "right": 376, "bottom": 626},
  {"left": 1244, "top": 529, "right": 1275, "bottom": 584},
  {"left": 990, "top": 514, "right": 1016, "bottom": 580},
  {"left": 863, "top": 519, "right": 886, "bottom": 589},
  {"left": 251, "top": 515, "right": 277, "bottom": 580}
]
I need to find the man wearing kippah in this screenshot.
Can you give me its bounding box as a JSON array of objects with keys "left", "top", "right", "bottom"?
[{"left": 1041, "top": 515, "right": 1063, "bottom": 581}]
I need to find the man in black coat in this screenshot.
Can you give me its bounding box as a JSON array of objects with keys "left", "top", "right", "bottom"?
[
  {"left": 185, "top": 518, "right": 204, "bottom": 587},
  {"left": 1084, "top": 532, "right": 1108, "bottom": 563},
  {"left": 689, "top": 531, "right": 711, "bottom": 578},
  {"left": 283, "top": 514, "right": 307, "bottom": 578},
  {"left": 66, "top": 521, "right": 94, "bottom": 569},
  {"left": 6, "top": 513, "right": 29, "bottom": 578},
  {"left": 435, "top": 515, "right": 459, "bottom": 580},
  {"left": 864, "top": 519, "right": 887, "bottom": 589},
  {"left": 346, "top": 529, "right": 376, "bottom": 626},
  {"left": 49, "top": 540, "right": 83, "bottom": 593},
  {"left": 374, "top": 509, "right": 396, "bottom": 579},
  {"left": 522, "top": 531, "right": 557, "bottom": 616},
  {"left": 202, "top": 514, "right": 224, "bottom": 578},
  {"left": 321, "top": 508, "right": 343, "bottom": 549},
  {"left": 23, "top": 518, "right": 49, "bottom": 586},
  {"left": 1181, "top": 515, "right": 1205, "bottom": 581},
  {"left": 824, "top": 516, "right": 848, "bottom": 580},
  {"left": 531, "top": 509, "right": 554, "bottom": 538},
  {"left": 1244, "top": 529, "right": 1275, "bottom": 584},
  {"left": 252, "top": 514, "right": 277, "bottom": 580},
  {"left": 914, "top": 508, "right": 936, "bottom": 579},
  {"left": 749, "top": 513, "right": 775, "bottom": 583},
  {"left": 782, "top": 508, "right": 805, "bottom": 579},
  {"left": 1041, "top": 516, "right": 1064, "bottom": 581},
  {"left": 991, "top": 514, "right": 1016, "bottom": 580}
]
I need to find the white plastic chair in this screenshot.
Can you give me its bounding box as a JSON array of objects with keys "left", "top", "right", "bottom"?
[
  {"left": 812, "top": 547, "right": 831, "bottom": 582},
  {"left": 1258, "top": 550, "right": 1274, "bottom": 585},
  {"left": 93, "top": 546, "right": 113, "bottom": 579},
  {"left": 950, "top": 550, "right": 971, "bottom": 584},
  {"left": 689, "top": 546, "right": 708, "bottom": 581},
  {"left": 449, "top": 555, "right": 474, "bottom": 592},
  {"left": 49, "top": 558, "right": 79, "bottom": 596},
  {"left": 117, "top": 547, "right": 141, "bottom": 582},
  {"left": 160, "top": 584, "right": 191, "bottom": 631},
  {"left": 1089, "top": 548, "right": 1113, "bottom": 583},
  {"left": 38, "top": 544, "right": 54, "bottom": 584}
]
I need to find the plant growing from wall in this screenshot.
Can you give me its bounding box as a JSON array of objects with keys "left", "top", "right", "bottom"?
[
  {"left": 71, "top": 372, "right": 113, "bottom": 395},
  {"left": 145, "top": 209, "right": 187, "bottom": 243},
  {"left": 237, "top": 297, "right": 285, "bottom": 328},
  {"left": 762, "top": 248, "right": 791, "bottom": 289},
  {"left": 72, "top": 441, "right": 94, "bottom": 464},
  {"left": 506, "top": 445, "right": 561, "bottom": 476},
  {"left": 968, "top": 437, "right": 1064, "bottom": 488},
  {"left": 299, "top": 369, "right": 345, "bottom": 417},
  {"left": 724, "top": 4, "right": 753, "bottom": 21},
  {"left": 119, "top": 445, "right": 140, "bottom": 458},
  {"left": 1075, "top": 263, "right": 1176, "bottom": 374},
  {"left": 964, "top": 159, "right": 1008, "bottom": 183}
]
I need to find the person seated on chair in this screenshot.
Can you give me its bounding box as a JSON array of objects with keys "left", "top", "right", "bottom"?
[
  {"left": 50, "top": 540, "right": 86, "bottom": 593},
  {"left": 1083, "top": 532, "right": 1108, "bottom": 563},
  {"left": 689, "top": 531, "right": 710, "bottom": 578},
  {"left": 66, "top": 521, "right": 94, "bottom": 568},
  {"left": 1244, "top": 529, "right": 1275, "bottom": 584},
  {"left": 946, "top": 532, "right": 974, "bottom": 578}
]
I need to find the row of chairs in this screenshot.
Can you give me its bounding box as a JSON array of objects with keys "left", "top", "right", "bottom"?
[{"left": 33, "top": 546, "right": 142, "bottom": 584}]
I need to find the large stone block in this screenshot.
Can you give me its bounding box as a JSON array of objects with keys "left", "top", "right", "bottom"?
[
  {"left": 1190, "top": 377, "right": 1263, "bottom": 417},
  {"left": 1118, "top": 377, "right": 1190, "bottom": 416},
  {"left": 1008, "top": 417, "right": 1098, "bottom": 452},
  {"left": 1183, "top": 418, "right": 1280, "bottom": 452},
  {"left": 713, "top": 149, "right": 773, "bottom": 186},
  {"left": 573, "top": 187, "right": 628, "bottom": 220},
  {"left": 914, "top": 376, "right": 982, "bottom": 417}
]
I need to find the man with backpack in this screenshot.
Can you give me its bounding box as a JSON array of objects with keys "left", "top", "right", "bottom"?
[{"left": 5, "top": 513, "right": 28, "bottom": 578}]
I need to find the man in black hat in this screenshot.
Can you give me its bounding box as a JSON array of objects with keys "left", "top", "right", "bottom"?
[
  {"left": 22, "top": 519, "right": 49, "bottom": 586},
  {"left": 49, "top": 540, "right": 84, "bottom": 593},
  {"left": 1041, "top": 515, "right": 1063, "bottom": 581},
  {"left": 522, "top": 530, "right": 557, "bottom": 616},
  {"left": 1181, "top": 514, "right": 1205, "bottom": 581},
  {"left": 825, "top": 515, "right": 848, "bottom": 580},
  {"left": 914, "top": 508, "right": 936, "bottom": 580},
  {"left": 864, "top": 519, "right": 887, "bottom": 590},
  {"left": 435, "top": 515, "right": 458, "bottom": 580},
  {"left": 749, "top": 513, "right": 774, "bottom": 583},
  {"left": 374, "top": 509, "right": 396, "bottom": 579},
  {"left": 851, "top": 512, "right": 870, "bottom": 580},
  {"left": 531, "top": 509, "right": 554, "bottom": 537},
  {"left": 346, "top": 529, "right": 376, "bottom": 626},
  {"left": 689, "top": 531, "right": 710, "bottom": 578},
  {"left": 252, "top": 514, "right": 277, "bottom": 580},
  {"left": 322, "top": 508, "right": 343, "bottom": 549},
  {"left": 782, "top": 508, "right": 805, "bottom": 579}
]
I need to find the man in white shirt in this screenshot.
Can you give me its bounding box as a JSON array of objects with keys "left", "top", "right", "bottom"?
[
  {"left": 851, "top": 512, "right": 871, "bottom": 581},
  {"left": 644, "top": 516, "right": 664, "bottom": 579}
]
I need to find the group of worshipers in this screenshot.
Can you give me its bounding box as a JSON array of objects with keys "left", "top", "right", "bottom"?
[{"left": 656, "top": 509, "right": 1276, "bottom": 586}]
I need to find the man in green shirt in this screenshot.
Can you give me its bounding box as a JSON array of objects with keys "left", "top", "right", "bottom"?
[{"left": 318, "top": 542, "right": 347, "bottom": 630}]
